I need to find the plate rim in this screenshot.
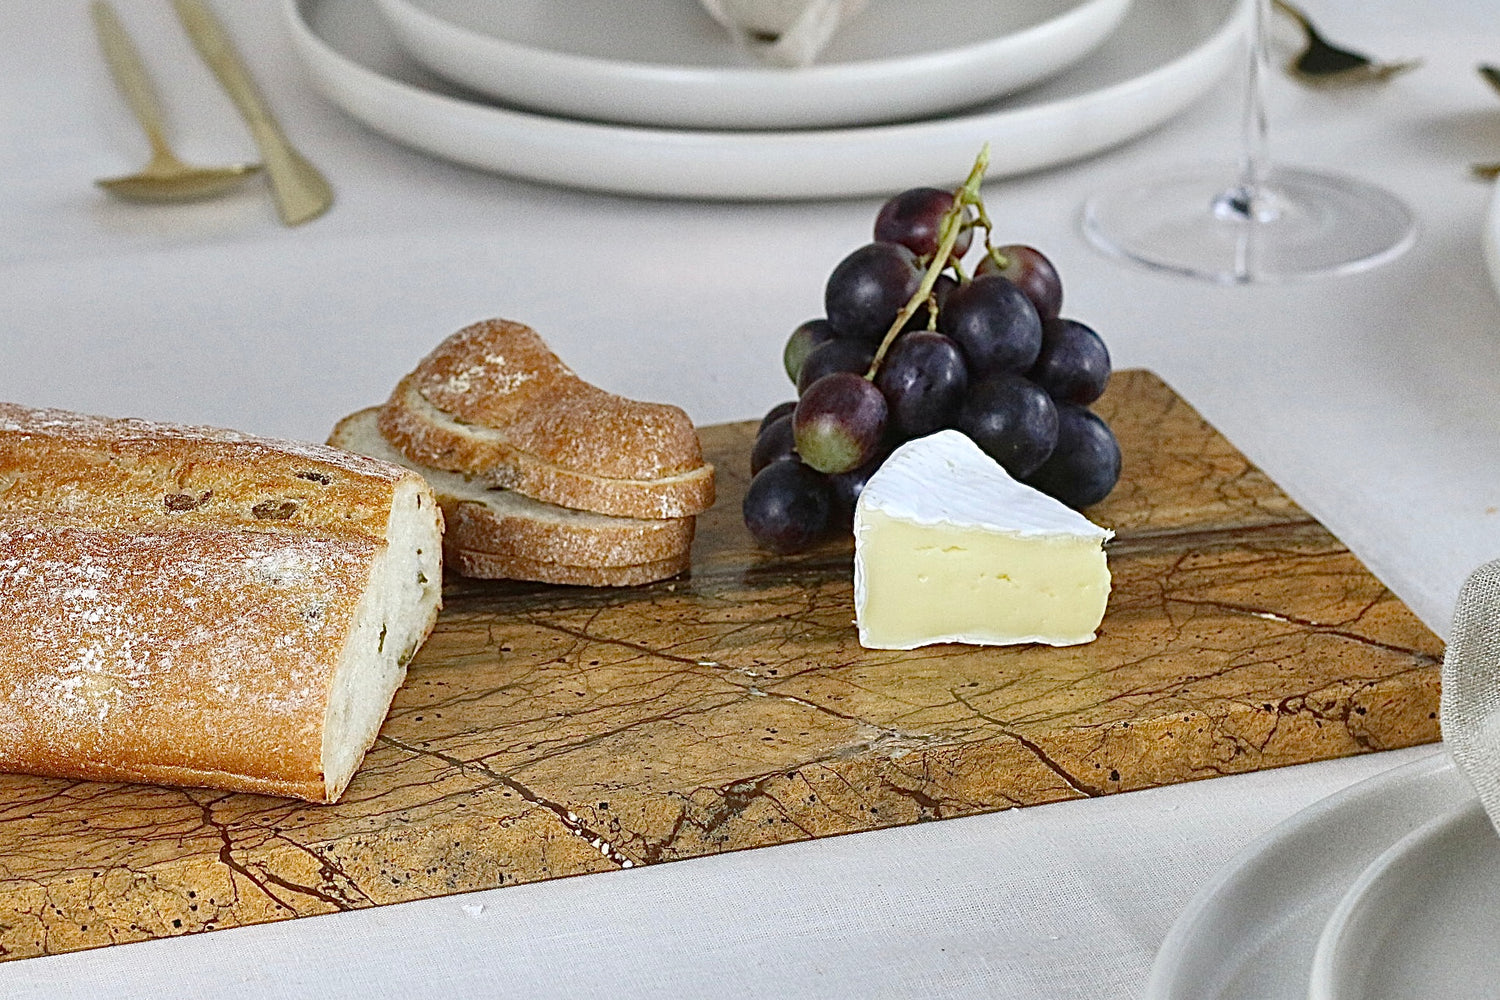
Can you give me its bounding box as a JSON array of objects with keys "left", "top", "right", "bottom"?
[
  {"left": 1143, "top": 750, "right": 1465, "bottom": 1000},
  {"left": 1307, "top": 796, "right": 1491, "bottom": 1000},
  {"left": 372, "top": 0, "right": 1134, "bottom": 130},
  {"left": 284, "top": 0, "right": 1251, "bottom": 199}
]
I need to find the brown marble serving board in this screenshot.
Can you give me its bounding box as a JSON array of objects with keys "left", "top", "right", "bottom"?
[{"left": 0, "top": 370, "right": 1442, "bottom": 961}]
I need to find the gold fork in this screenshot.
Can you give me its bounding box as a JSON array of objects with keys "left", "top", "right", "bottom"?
[{"left": 1272, "top": 0, "right": 1420, "bottom": 85}]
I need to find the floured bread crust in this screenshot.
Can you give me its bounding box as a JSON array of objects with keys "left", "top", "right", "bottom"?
[
  {"left": 0, "top": 404, "right": 444, "bottom": 803},
  {"left": 0, "top": 403, "right": 409, "bottom": 536},
  {"left": 0, "top": 521, "right": 372, "bottom": 800},
  {"left": 408, "top": 319, "right": 701, "bottom": 480},
  {"left": 378, "top": 320, "right": 716, "bottom": 519}
]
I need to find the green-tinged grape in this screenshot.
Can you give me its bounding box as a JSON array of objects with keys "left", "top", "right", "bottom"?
[{"left": 793, "top": 372, "right": 889, "bottom": 474}]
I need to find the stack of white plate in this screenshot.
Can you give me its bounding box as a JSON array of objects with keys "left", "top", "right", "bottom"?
[
  {"left": 1146, "top": 752, "right": 1500, "bottom": 1000},
  {"left": 281, "top": 0, "right": 1252, "bottom": 199}
]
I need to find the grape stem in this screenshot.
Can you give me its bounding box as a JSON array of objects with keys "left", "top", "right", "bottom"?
[
  {"left": 865, "top": 145, "right": 998, "bottom": 379},
  {"left": 974, "top": 200, "right": 1010, "bottom": 276}
]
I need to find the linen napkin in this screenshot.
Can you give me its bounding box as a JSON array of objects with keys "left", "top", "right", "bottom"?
[
  {"left": 697, "top": 0, "right": 867, "bottom": 67},
  {"left": 1441, "top": 558, "right": 1500, "bottom": 826}
]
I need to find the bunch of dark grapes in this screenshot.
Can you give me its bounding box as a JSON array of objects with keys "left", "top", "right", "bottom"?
[{"left": 744, "top": 149, "right": 1121, "bottom": 554}]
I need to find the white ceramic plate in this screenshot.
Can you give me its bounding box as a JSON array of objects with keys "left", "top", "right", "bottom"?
[
  {"left": 1308, "top": 797, "right": 1500, "bottom": 1000},
  {"left": 1143, "top": 751, "right": 1470, "bottom": 1000},
  {"left": 285, "top": 0, "right": 1250, "bottom": 201},
  {"left": 374, "top": 0, "right": 1133, "bottom": 130}
]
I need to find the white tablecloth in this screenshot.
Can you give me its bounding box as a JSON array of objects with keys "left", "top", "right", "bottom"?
[{"left": 1, "top": 1, "right": 1497, "bottom": 996}]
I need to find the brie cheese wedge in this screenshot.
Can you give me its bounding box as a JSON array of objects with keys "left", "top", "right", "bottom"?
[{"left": 852, "top": 430, "right": 1113, "bottom": 650}]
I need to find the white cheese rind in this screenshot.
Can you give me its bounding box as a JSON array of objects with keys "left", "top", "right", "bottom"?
[
  {"left": 858, "top": 430, "right": 1112, "bottom": 539},
  {"left": 852, "top": 431, "right": 1113, "bottom": 650}
]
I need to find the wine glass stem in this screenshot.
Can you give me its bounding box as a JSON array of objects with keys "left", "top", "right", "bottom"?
[
  {"left": 1241, "top": 0, "right": 1271, "bottom": 192},
  {"left": 1215, "top": 0, "right": 1278, "bottom": 224}
]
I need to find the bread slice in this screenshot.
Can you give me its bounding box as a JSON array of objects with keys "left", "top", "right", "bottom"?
[
  {"left": 448, "top": 547, "right": 692, "bottom": 588},
  {"left": 0, "top": 403, "right": 444, "bottom": 803},
  {"left": 377, "top": 319, "right": 715, "bottom": 519},
  {"left": 330, "top": 408, "right": 695, "bottom": 569}
]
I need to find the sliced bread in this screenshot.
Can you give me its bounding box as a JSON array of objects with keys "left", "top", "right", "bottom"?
[
  {"left": 377, "top": 319, "right": 715, "bottom": 519},
  {"left": 330, "top": 407, "right": 694, "bottom": 570},
  {"left": 447, "top": 547, "right": 692, "bottom": 588}
]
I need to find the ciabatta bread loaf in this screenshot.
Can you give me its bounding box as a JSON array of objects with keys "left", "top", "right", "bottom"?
[
  {"left": 0, "top": 404, "right": 443, "bottom": 803},
  {"left": 377, "top": 319, "right": 715, "bottom": 519},
  {"left": 330, "top": 408, "right": 694, "bottom": 585}
]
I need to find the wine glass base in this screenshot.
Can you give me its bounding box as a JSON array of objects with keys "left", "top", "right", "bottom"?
[{"left": 1083, "top": 165, "right": 1416, "bottom": 283}]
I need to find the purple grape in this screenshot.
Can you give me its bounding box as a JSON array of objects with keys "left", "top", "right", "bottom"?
[
  {"left": 937, "top": 274, "right": 1042, "bottom": 376},
  {"left": 783, "top": 318, "right": 838, "bottom": 386},
  {"left": 758, "top": 400, "right": 797, "bottom": 434},
  {"left": 751, "top": 414, "right": 797, "bottom": 475},
  {"left": 874, "top": 187, "right": 973, "bottom": 259},
  {"left": 824, "top": 242, "right": 923, "bottom": 343},
  {"left": 793, "top": 372, "right": 888, "bottom": 474},
  {"left": 796, "top": 338, "right": 876, "bottom": 395},
  {"left": 743, "top": 460, "right": 833, "bottom": 554},
  {"left": 978, "top": 245, "right": 1063, "bottom": 322},
  {"left": 1028, "top": 318, "right": 1111, "bottom": 405},
  {"left": 1024, "top": 404, "right": 1121, "bottom": 509},
  {"left": 874, "top": 331, "right": 969, "bottom": 441},
  {"left": 956, "top": 372, "right": 1058, "bottom": 479}
]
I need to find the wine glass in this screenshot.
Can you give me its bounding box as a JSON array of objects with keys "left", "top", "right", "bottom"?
[{"left": 1082, "top": 0, "right": 1415, "bottom": 283}]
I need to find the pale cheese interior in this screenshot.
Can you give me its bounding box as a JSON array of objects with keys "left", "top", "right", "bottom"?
[{"left": 855, "top": 508, "right": 1110, "bottom": 650}]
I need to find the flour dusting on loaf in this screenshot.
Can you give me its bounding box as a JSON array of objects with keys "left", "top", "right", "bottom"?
[{"left": 0, "top": 403, "right": 444, "bottom": 803}]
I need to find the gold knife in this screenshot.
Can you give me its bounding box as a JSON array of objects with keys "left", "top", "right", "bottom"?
[{"left": 170, "top": 0, "right": 332, "bottom": 225}]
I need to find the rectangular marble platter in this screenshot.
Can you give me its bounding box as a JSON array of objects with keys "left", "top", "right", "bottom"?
[{"left": 0, "top": 370, "right": 1443, "bottom": 961}]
